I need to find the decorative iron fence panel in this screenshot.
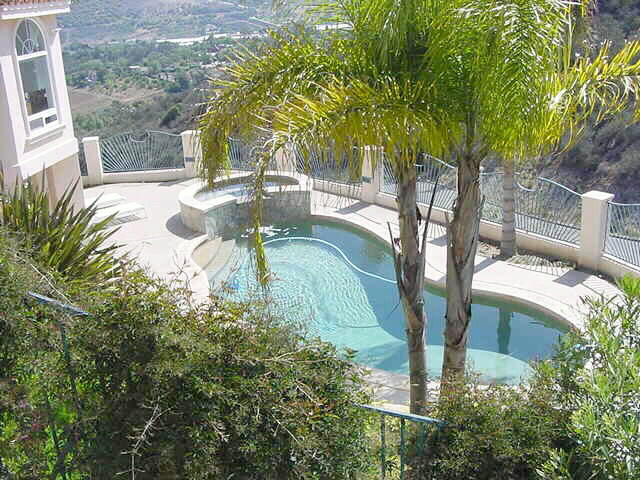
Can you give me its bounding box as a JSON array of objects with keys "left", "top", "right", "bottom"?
[
  {"left": 382, "top": 156, "right": 457, "bottom": 211},
  {"left": 416, "top": 155, "right": 457, "bottom": 210},
  {"left": 380, "top": 156, "right": 582, "bottom": 245},
  {"left": 480, "top": 172, "right": 503, "bottom": 223},
  {"left": 294, "top": 144, "right": 363, "bottom": 185},
  {"left": 514, "top": 178, "right": 581, "bottom": 245},
  {"left": 78, "top": 142, "right": 88, "bottom": 177},
  {"left": 228, "top": 137, "right": 255, "bottom": 171},
  {"left": 100, "top": 131, "right": 184, "bottom": 173},
  {"left": 228, "top": 137, "right": 279, "bottom": 171},
  {"left": 605, "top": 202, "right": 640, "bottom": 267}
]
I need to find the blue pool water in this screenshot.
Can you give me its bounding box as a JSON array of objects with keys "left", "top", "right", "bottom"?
[{"left": 209, "top": 220, "right": 568, "bottom": 384}]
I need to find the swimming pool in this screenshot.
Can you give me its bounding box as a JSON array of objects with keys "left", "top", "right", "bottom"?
[{"left": 208, "top": 220, "right": 568, "bottom": 384}]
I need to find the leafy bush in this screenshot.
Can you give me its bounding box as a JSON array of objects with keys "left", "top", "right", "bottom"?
[
  {"left": 0, "top": 240, "right": 372, "bottom": 479},
  {"left": 414, "top": 375, "right": 565, "bottom": 480},
  {"left": 537, "top": 275, "right": 640, "bottom": 480},
  {"left": 0, "top": 173, "right": 124, "bottom": 284}
]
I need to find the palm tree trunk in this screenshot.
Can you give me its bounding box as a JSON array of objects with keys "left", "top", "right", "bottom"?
[
  {"left": 442, "top": 154, "right": 482, "bottom": 384},
  {"left": 497, "top": 308, "right": 512, "bottom": 355},
  {"left": 394, "top": 166, "right": 428, "bottom": 415},
  {"left": 500, "top": 159, "right": 516, "bottom": 258}
]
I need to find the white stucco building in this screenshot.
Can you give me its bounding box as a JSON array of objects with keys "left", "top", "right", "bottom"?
[{"left": 0, "top": 0, "right": 83, "bottom": 208}]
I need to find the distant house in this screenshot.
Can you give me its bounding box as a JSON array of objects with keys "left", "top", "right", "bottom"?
[{"left": 0, "top": 0, "right": 84, "bottom": 209}]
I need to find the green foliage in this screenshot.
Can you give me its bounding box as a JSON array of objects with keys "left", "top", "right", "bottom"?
[
  {"left": 160, "top": 104, "right": 182, "bottom": 127},
  {"left": 0, "top": 238, "right": 373, "bottom": 478},
  {"left": 59, "top": 0, "right": 270, "bottom": 43},
  {"left": 413, "top": 375, "right": 565, "bottom": 480},
  {"left": 536, "top": 275, "right": 640, "bottom": 480},
  {"left": 0, "top": 174, "right": 124, "bottom": 285}
]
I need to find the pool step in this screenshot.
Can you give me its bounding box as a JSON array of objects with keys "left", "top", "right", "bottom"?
[
  {"left": 91, "top": 202, "right": 147, "bottom": 226},
  {"left": 85, "top": 193, "right": 126, "bottom": 210}
]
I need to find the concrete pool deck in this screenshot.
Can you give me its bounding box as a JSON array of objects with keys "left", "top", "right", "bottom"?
[{"left": 84, "top": 180, "right": 622, "bottom": 405}]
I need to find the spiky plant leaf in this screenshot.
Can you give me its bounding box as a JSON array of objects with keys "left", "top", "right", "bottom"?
[{"left": 0, "top": 173, "right": 127, "bottom": 285}]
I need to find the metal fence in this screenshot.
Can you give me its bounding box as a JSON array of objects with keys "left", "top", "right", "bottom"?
[
  {"left": 381, "top": 157, "right": 582, "bottom": 245},
  {"left": 514, "top": 177, "right": 581, "bottom": 245},
  {"left": 605, "top": 202, "right": 640, "bottom": 267},
  {"left": 294, "top": 144, "right": 363, "bottom": 185},
  {"left": 228, "top": 137, "right": 256, "bottom": 171},
  {"left": 228, "top": 137, "right": 279, "bottom": 171},
  {"left": 359, "top": 404, "right": 444, "bottom": 479},
  {"left": 100, "top": 131, "right": 184, "bottom": 173},
  {"left": 382, "top": 156, "right": 457, "bottom": 210},
  {"left": 78, "top": 142, "right": 88, "bottom": 177}
]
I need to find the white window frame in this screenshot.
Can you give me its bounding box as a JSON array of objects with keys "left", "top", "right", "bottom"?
[{"left": 13, "top": 18, "right": 60, "bottom": 138}]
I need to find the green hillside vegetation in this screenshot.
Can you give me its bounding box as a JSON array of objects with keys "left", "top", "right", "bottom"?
[
  {"left": 60, "top": 0, "right": 273, "bottom": 44},
  {"left": 65, "top": 37, "right": 244, "bottom": 138},
  {"left": 534, "top": 0, "right": 640, "bottom": 201}
]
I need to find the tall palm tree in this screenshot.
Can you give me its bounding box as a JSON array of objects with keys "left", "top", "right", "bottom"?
[
  {"left": 497, "top": 3, "right": 597, "bottom": 260},
  {"left": 199, "top": 0, "right": 640, "bottom": 411},
  {"left": 500, "top": 157, "right": 517, "bottom": 258}
]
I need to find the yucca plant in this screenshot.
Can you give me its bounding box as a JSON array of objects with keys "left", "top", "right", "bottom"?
[{"left": 0, "top": 172, "right": 125, "bottom": 285}]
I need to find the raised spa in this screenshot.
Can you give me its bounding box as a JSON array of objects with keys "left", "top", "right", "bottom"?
[
  {"left": 199, "top": 219, "right": 568, "bottom": 385},
  {"left": 179, "top": 172, "right": 312, "bottom": 234}
]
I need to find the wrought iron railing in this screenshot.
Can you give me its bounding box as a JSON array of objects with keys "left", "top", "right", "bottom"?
[
  {"left": 380, "top": 156, "right": 582, "bottom": 245},
  {"left": 100, "top": 131, "right": 184, "bottom": 173},
  {"left": 359, "top": 404, "right": 444, "bottom": 479},
  {"left": 605, "top": 202, "right": 640, "bottom": 267},
  {"left": 514, "top": 177, "right": 581, "bottom": 245},
  {"left": 78, "top": 143, "right": 88, "bottom": 177},
  {"left": 479, "top": 172, "right": 503, "bottom": 223},
  {"left": 228, "top": 137, "right": 255, "bottom": 171},
  {"left": 228, "top": 137, "right": 279, "bottom": 171},
  {"left": 294, "top": 144, "right": 363, "bottom": 185},
  {"left": 382, "top": 156, "right": 457, "bottom": 211}
]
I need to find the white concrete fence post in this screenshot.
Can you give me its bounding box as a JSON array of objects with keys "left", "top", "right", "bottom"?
[
  {"left": 82, "top": 136, "right": 103, "bottom": 186},
  {"left": 274, "top": 143, "right": 297, "bottom": 172},
  {"left": 579, "top": 190, "right": 614, "bottom": 271},
  {"left": 361, "top": 146, "right": 383, "bottom": 204},
  {"left": 181, "top": 130, "right": 201, "bottom": 178}
]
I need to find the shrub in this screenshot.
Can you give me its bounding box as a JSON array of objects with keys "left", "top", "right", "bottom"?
[
  {"left": 415, "top": 374, "right": 565, "bottom": 480},
  {"left": 0, "top": 173, "right": 124, "bottom": 284},
  {"left": 0, "top": 246, "right": 372, "bottom": 479},
  {"left": 537, "top": 275, "right": 640, "bottom": 480}
]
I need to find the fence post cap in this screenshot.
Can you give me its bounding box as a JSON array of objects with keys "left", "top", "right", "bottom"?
[
  {"left": 582, "top": 190, "right": 614, "bottom": 201},
  {"left": 82, "top": 136, "right": 100, "bottom": 143}
]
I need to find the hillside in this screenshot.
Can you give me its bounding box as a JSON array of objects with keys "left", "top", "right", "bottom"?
[
  {"left": 537, "top": 0, "right": 640, "bottom": 202},
  {"left": 60, "top": 0, "right": 273, "bottom": 43}
]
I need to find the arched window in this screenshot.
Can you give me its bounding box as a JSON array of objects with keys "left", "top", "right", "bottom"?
[{"left": 15, "top": 19, "right": 57, "bottom": 132}]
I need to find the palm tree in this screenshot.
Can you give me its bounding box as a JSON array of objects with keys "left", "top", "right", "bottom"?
[
  {"left": 199, "top": 0, "right": 640, "bottom": 411},
  {"left": 500, "top": 157, "right": 517, "bottom": 258},
  {"left": 439, "top": 2, "right": 640, "bottom": 383},
  {"left": 497, "top": 4, "right": 596, "bottom": 260}
]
